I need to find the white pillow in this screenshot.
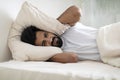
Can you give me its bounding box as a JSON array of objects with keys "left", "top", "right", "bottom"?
[{"left": 8, "top": 1, "right": 69, "bottom": 61}]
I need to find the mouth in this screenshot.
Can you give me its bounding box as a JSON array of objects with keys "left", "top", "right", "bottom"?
[
  {"left": 51, "top": 36, "right": 63, "bottom": 47},
  {"left": 52, "top": 37, "right": 58, "bottom": 46}
]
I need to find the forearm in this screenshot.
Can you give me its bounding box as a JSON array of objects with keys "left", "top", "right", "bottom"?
[
  {"left": 48, "top": 52, "right": 79, "bottom": 63},
  {"left": 57, "top": 5, "right": 81, "bottom": 26}
]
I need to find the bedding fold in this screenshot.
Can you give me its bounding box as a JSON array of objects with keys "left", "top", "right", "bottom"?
[{"left": 97, "top": 22, "right": 120, "bottom": 67}]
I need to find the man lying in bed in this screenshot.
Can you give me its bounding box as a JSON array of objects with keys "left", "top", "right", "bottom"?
[{"left": 21, "top": 6, "right": 101, "bottom": 63}]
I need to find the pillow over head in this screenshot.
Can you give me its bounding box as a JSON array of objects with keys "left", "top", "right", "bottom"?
[{"left": 8, "top": 1, "right": 70, "bottom": 61}]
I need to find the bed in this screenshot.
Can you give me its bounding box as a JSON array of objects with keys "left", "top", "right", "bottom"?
[
  {"left": 0, "top": 0, "right": 120, "bottom": 80},
  {"left": 0, "top": 60, "right": 120, "bottom": 80}
]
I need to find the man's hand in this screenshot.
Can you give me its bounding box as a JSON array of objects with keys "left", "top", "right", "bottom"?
[
  {"left": 49, "top": 52, "right": 79, "bottom": 63},
  {"left": 57, "top": 5, "right": 81, "bottom": 26}
]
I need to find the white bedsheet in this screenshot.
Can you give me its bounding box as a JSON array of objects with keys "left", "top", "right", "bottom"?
[{"left": 0, "top": 60, "right": 120, "bottom": 80}]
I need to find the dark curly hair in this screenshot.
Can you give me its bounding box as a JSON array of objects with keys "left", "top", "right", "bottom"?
[{"left": 21, "top": 25, "right": 41, "bottom": 45}]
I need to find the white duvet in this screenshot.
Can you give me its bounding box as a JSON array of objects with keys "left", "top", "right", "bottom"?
[
  {"left": 97, "top": 22, "right": 120, "bottom": 67},
  {"left": 0, "top": 60, "right": 120, "bottom": 80}
]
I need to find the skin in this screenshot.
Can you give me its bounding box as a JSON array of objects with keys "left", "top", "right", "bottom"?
[
  {"left": 57, "top": 5, "right": 81, "bottom": 26},
  {"left": 35, "top": 30, "right": 79, "bottom": 63},
  {"left": 35, "top": 5, "right": 81, "bottom": 63},
  {"left": 35, "top": 31, "right": 56, "bottom": 46}
]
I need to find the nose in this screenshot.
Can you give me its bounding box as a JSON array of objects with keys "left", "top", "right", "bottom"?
[{"left": 45, "top": 37, "right": 52, "bottom": 44}]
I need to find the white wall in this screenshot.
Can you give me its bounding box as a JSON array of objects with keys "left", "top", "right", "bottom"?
[
  {"left": 80, "top": 0, "right": 120, "bottom": 28},
  {"left": 29, "top": 0, "right": 81, "bottom": 18},
  {"left": 29, "top": 0, "right": 120, "bottom": 28},
  {"left": 0, "top": 0, "right": 26, "bottom": 62}
]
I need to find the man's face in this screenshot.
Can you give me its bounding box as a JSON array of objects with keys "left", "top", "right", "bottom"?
[{"left": 35, "top": 31, "right": 63, "bottom": 47}]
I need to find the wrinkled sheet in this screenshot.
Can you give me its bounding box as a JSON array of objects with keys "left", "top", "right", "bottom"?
[{"left": 0, "top": 60, "right": 120, "bottom": 80}]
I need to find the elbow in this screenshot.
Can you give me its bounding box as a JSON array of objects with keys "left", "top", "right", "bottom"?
[{"left": 70, "top": 5, "right": 81, "bottom": 18}]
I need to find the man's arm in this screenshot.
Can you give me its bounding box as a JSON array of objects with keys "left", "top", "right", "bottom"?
[
  {"left": 57, "top": 5, "right": 81, "bottom": 26},
  {"left": 48, "top": 6, "right": 81, "bottom": 63},
  {"left": 48, "top": 52, "right": 79, "bottom": 63}
]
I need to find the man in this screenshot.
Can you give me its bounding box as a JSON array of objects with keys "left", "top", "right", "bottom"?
[{"left": 21, "top": 6, "right": 101, "bottom": 63}]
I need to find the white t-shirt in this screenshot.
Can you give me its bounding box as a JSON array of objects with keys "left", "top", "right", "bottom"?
[{"left": 61, "top": 22, "right": 101, "bottom": 61}]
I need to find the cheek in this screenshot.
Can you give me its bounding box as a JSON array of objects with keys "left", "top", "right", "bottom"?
[
  {"left": 46, "top": 42, "right": 51, "bottom": 46},
  {"left": 35, "top": 38, "right": 41, "bottom": 46}
]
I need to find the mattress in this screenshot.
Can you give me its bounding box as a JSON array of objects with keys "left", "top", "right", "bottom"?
[{"left": 0, "top": 60, "right": 120, "bottom": 80}]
